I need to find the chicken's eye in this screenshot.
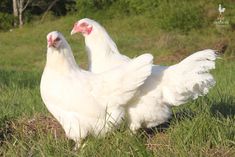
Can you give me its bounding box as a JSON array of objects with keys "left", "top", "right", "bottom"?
[{"left": 55, "top": 37, "right": 60, "bottom": 42}]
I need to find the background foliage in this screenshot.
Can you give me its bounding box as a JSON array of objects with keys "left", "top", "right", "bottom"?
[{"left": 1, "top": 0, "right": 234, "bottom": 32}]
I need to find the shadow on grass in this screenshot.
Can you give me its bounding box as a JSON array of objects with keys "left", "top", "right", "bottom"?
[
  {"left": 142, "top": 108, "right": 196, "bottom": 137},
  {"left": 143, "top": 95, "right": 235, "bottom": 136},
  {"left": 210, "top": 95, "right": 235, "bottom": 118}
]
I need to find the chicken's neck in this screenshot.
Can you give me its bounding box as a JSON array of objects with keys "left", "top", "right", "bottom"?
[
  {"left": 46, "top": 46, "right": 79, "bottom": 74},
  {"left": 85, "top": 33, "right": 121, "bottom": 72}
]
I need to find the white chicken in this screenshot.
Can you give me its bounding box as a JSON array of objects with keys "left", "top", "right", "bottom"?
[
  {"left": 71, "top": 18, "right": 217, "bottom": 132},
  {"left": 40, "top": 31, "right": 153, "bottom": 148},
  {"left": 218, "top": 4, "right": 225, "bottom": 15}
]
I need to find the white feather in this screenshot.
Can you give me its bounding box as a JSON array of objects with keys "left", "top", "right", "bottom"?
[
  {"left": 40, "top": 31, "right": 153, "bottom": 148},
  {"left": 219, "top": 4, "right": 225, "bottom": 13},
  {"left": 77, "top": 19, "right": 217, "bottom": 132}
]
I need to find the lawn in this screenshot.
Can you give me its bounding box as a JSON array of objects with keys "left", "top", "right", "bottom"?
[{"left": 0, "top": 12, "right": 234, "bottom": 156}]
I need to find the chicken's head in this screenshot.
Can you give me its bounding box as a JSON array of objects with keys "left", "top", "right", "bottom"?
[
  {"left": 47, "top": 31, "right": 64, "bottom": 49},
  {"left": 71, "top": 18, "right": 93, "bottom": 36}
]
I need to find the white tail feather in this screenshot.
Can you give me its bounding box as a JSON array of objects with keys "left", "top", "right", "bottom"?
[{"left": 162, "top": 49, "right": 217, "bottom": 106}]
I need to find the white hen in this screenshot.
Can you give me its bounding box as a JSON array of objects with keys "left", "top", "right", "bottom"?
[
  {"left": 40, "top": 31, "right": 153, "bottom": 148},
  {"left": 71, "top": 18, "right": 217, "bottom": 132}
]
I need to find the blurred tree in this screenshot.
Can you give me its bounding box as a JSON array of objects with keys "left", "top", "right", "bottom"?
[
  {"left": 30, "top": 0, "right": 76, "bottom": 16},
  {"left": 18, "top": 0, "right": 31, "bottom": 27},
  {"left": 12, "top": 0, "right": 18, "bottom": 26},
  {"left": 7, "top": 0, "right": 76, "bottom": 29},
  {"left": 13, "top": 0, "right": 33, "bottom": 27},
  {"left": 40, "top": 0, "right": 59, "bottom": 22}
]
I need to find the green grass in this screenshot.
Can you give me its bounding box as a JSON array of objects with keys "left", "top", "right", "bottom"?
[{"left": 0, "top": 8, "right": 235, "bottom": 157}]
